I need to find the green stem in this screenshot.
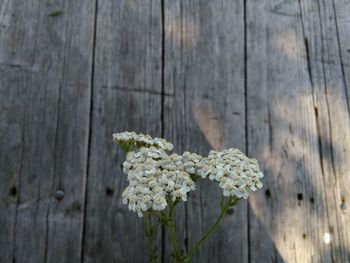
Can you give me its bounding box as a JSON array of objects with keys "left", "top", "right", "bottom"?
[
  {"left": 167, "top": 201, "right": 182, "bottom": 262},
  {"left": 152, "top": 210, "right": 168, "bottom": 222},
  {"left": 144, "top": 213, "right": 156, "bottom": 263},
  {"left": 184, "top": 196, "right": 238, "bottom": 261}
]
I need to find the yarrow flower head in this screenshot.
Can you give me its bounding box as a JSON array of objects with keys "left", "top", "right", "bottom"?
[
  {"left": 197, "top": 148, "right": 263, "bottom": 199},
  {"left": 113, "top": 131, "right": 174, "bottom": 152},
  {"left": 121, "top": 146, "right": 199, "bottom": 217}
]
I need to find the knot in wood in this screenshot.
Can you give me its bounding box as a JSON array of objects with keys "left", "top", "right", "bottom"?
[{"left": 55, "top": 190, "right": 65, "bottom": 201}]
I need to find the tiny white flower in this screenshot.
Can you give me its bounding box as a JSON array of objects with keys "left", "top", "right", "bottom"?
[
  {"left": 153, "top": 194, "right": 167, "bottom": 211},
  {"left": 137, "top": 210, "right": 144, "bottom": 217},
  {"left": 139, "top": 202, "right": 148, "bottom": 211},
  {"left": 215, "top": 171, "right": 224, "bottom": 181},
  {"left": 256, "top": 181, "right": 263, "bottom": 189}
]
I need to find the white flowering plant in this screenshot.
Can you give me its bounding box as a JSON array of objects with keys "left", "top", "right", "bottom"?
[{"left": 113, "top": 131, "right": 264, "bottom": 263}]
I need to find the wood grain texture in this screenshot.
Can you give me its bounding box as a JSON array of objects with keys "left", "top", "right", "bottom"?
[
  {"left": 0, "top": 0, "right": 95, "bottom": 262},
  {"left": 247, "top": 0, "right": 350, "bottom": 262},
  {"left": 163, "top": 1, "right": 247, "bottom": 262},
  {"left": 299, "top": 0, "right": 350, "bottom": 261},
  {"left": 81, "top": 0, "right": 164, "bottom": 262},
  {"left": 1, "top": 0, "right": 349, "bottom": 262},
  {"left": 333, "top": 0, "right": 350, "bottom": 110}
]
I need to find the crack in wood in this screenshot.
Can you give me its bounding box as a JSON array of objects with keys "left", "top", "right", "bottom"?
[
  {"left": 315, "top": 1, "right": 345, "bottom": 260},
  {"left": 80, "top": 0, "right": 99, "bottom": 262},
  {"left": 331, "top": 0, "right": 350, "bottom": 116},
  {"left": 160, "top": 1, "right": 166, "bottom": 262},
  {"left": 101, "top": 85, "right": 173, "bottom": 97}
]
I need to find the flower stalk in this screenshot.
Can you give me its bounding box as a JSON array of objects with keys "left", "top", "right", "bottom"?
[
  {"left": 184, "top": 196, "right": 238, "bottom": 261},
  {"left": 114, "top": 131, "right": 264, "bottom": 262},
  {"left": 166, "top": 201, "right": 182, "bottom": 261},
  {"left": 144, "top": 213, "right": 156, "bottom": 263}
]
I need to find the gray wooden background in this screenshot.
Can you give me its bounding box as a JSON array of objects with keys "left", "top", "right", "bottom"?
[{"left": 1, "top": 0, "right": 349, "bottom": 262}]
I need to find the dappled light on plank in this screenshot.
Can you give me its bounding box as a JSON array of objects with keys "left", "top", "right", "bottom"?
[
  {"left": 165, "top": 15, "right": 199, "bottom": 48},
  {"left": 193, "top": 106, "right": 224, "bottom": 151},
  {"left": 274, "top": 30, "right": 304, "bottom": 61}
]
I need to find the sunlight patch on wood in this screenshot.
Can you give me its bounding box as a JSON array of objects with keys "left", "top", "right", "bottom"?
[
  {"left": 192, "top": 106, "right": 224, "bottom": 150},
  {"left": 165, "top": 16, "right": 199, "bottom": 47},
  {"left": 248, "top": 93, "right": 333, "bottom": 262},
  {"left": 274, "top": 30, "right": 303, "bottom": 61}
]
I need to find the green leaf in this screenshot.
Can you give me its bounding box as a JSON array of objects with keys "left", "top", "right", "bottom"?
[
  {"left": 144, "top": 227, "right": 153, "bottom": 237},
  {"left": 49, "top": 10, "right": 63, "bottom": 17},
  {"left": 228, "top": 197, "right": 241, "bottom": 207},
  {"left": 117, "top": 141, "right": 132, "bottom": 153},
  {"left": 190, "top": 174, "right": 201, "bottom": 182}
]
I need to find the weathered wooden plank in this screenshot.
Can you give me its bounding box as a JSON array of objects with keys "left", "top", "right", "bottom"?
[
  {"left": 298, "top": 0, "right": 350, "bottom": 261},
  {"left": 333, "top": 0, "right": 350, "bottom": 110},
  {"left": 163, "top": 0, "right": 247, "bottom": 262},
  {"left": 0, "top": 0, "right": 95, "bottom": 262},
  {"left": 82, "top": 0, "right": 163, "bottom": 262},
  {"left": 332, "top": 0, "right": 350, "bottom": 260},
  {"left": 246, "top": 0, "right": 337, "bottom": 262}
]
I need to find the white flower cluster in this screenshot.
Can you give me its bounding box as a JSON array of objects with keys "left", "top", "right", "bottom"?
[
  {"left": 197, "top": 148, "right": 263, "bottom": 199},
  {"left": 121, "top": 146, "right": 200, "bottom": 217},
  {"left": 114, "top": 132, "right": 264, "bottom": 217},
  {"left": 113, "top": 131, "right": 174, "bottom": 151}
]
